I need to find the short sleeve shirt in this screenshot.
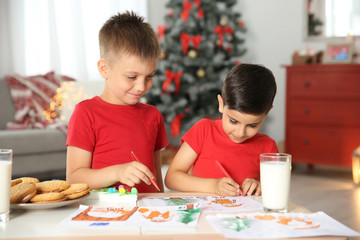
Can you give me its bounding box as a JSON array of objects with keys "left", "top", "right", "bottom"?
[
  {"left": 181, "top": 118, "right": 278, "bottom": 184},
  {"left": 66, "top": 96, "right": 168, "bottom": 192}
]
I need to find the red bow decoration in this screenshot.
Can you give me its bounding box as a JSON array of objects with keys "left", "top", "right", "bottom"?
[
  {"left": 181, "top": 0, "right": 204, "bottom": 22},
  {"left": 181, "top": 0, "right": 192, "bottom": 22},
  {"left": 214, "top": 26, "right": 233, "bottom": 49},
  {"left": 170, "top": 113, "right": 186, "bottom": 137},
  {"left": 180, "top": 33, "right": 202, "bottom": 55},
  {"left": 157, "top": 24, "right": 167, "bottom": 40},
  {"left": 162, "top": 70, "right": 183, "bottom": 95}
]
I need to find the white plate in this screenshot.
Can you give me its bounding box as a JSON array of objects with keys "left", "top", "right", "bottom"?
[{"left": 10, "top": 193, "right": 90, "bottom": 210}]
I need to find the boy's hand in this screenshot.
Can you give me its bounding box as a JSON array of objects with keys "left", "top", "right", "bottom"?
[
  {"left": 241, "top": 178, "right": 261, "bottom": 196},
  {"left": 116, "top": 161, "right": 154, "bottom": 187},
  {"left": 214, "top": 177, "right": 240, "bottom": 196}
]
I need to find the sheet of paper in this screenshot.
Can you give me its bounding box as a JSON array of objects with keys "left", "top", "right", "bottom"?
[
  {"left": 206, "top": 211, "right": 360, "bottom": 239},
  {"left": 140, "top": 196, "right": 263, "bottom": 212},
  {"left": 59, "top": 202, "right": 201, "bottom": 231}
]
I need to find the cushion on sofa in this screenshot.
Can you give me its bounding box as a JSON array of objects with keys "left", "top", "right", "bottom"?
[{"left": 5, "top": 71, "right": 74, "bottom": 130}]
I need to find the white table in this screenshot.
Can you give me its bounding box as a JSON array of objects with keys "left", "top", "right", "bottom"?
[{"left": 0, "top": 192, "right": 347, "bottom": 240}]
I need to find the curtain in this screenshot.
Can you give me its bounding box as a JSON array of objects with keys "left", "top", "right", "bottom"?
[{"left": 0, "top": 0, "right": 147, "bottom": 81}]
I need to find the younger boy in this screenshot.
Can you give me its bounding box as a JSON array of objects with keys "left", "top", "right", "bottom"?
[
  {"left": 165, "top": 64, "right": 278, "bottom": 196},
  {"left": 66, "top": 11, "right": 168, "bottom": 192}
]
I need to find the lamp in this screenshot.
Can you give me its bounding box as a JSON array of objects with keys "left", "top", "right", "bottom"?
[{"left": 353, "top": 147, "right": 360, "bottom": 185}]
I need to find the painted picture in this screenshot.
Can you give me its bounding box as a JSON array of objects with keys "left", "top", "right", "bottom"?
[
  {"left": 206, "top": 211, "right": 360, "bottom": 239},
  {"left": 324, "top": 43, "right": 353, "bottom": 63},
  {"left": 60, "top": 203, "right": 201, "bottom": 229}
]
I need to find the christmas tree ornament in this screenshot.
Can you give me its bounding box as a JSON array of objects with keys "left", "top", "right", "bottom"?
[
  {"left": 181, "top": 0, "right": 192, "bottom": 22},
  {"left": 180, "top": 33, "right": 202, "bottom": 55},
  {"left": 214, "top": 25, "right": 233, "bottom": 49},
  {"left": 139, "top": 97, "right": 147, "bottom": 104},
  {"left": 162, "top": 70, "right": 183, "bottom": 95},
  {"left": 196, "top": 68, "right": 206, "bottom": 78},
  {"left": 188, "top": 49, "right": 197, "bottom": 59},
  {"left": 160, "top": 51, "right": 167, "bottom": 59},
  {"left": 157, "top": 24, "right": 167, "bottom": 40},
  {"left": 220, "top": 17, "right": 229, "bottom": 26}
]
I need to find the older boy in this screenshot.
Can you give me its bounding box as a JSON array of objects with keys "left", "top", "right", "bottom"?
[{"left": 66, "top": 12, "right": 168, "bottom": 192}]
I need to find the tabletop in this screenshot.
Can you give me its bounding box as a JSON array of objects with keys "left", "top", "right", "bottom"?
[{"left": 0, "top": 192, "right": 347, "bottom": 240}]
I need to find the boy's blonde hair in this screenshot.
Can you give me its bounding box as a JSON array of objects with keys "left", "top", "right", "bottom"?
[{"left": 99, "top": 11, "right": 161, "bottom": 63}]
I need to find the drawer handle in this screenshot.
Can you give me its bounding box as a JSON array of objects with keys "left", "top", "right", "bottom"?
[
  {"left": 303, "top": 140, "right": 309, "bottom": 145},
  {"left": 304, "top": 109, "right": 309, "bottom": 114},
  {"left": 304, "top": 82, "right": 310, "bottom": 88}
]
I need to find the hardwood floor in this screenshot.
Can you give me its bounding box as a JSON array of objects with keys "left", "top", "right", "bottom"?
[{"left": 290, "top": 164, "right": 360, "bottom": 240}]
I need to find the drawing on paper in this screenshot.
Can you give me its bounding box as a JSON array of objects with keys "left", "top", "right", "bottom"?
[
  {"left": 254, "top": 214, "right": 320, "bottom": 230},
  {"left": 209, "top": 197, "right": 243, "bottom": 208},
  {"left": 206, "top": 211, "right": 360, "bottom": 239},
  {"left": 138, "top": 207, "right": 201, "bottom": 225},
  {"left": 72, "top": 206, "right": 138, "bottom": 221},
  {"left": 221, "top": 217, "right": 252, "bottom": 232}
]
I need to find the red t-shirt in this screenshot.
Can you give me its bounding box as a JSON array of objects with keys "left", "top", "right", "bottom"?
[
  {"left": 66, "top": 96, "right": 168, "bottom": 192},
  {"left": 181, "top": 118, "right": 278, "bottom": 184}
]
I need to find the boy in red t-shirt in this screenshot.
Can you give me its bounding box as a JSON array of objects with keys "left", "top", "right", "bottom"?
[
  {"left": 66, "top": 12, "right": 168, "bottom": 192},
  {"left": 165, "top": 64, "right": 278, "bottom": 196}
]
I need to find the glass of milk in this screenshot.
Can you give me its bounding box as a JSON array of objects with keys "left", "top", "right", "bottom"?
[
  {"left": 260, "top": 153, "right": 291, "bottom": 213},
  {"left": 0, "top": 149, "right": 13, "bottom": 222}
]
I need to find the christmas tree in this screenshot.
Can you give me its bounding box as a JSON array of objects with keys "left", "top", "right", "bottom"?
[{"left": 145, "top": 0, "right": 247, "bottom": 143}]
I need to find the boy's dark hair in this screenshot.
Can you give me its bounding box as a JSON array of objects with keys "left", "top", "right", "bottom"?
[
  {"left": 222, "top": 63, "right": 277, "bottom": 115},
  {"left": 99, "top": 11, "right": 161, "bottom": 62}
]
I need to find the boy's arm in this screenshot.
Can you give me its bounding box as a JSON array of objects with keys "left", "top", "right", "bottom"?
[
  {"left": 66, "top": 146, "right": 154, "bottom": 190},
  {"left": 165, "top": 142, "right": 239, "bottom": 195},
  {"left": 154, "top": 149, "right": 164, "bottom": 192}
]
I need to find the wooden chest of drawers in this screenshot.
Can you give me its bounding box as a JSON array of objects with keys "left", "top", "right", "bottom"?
[{"left": 285, "top": 64, "right": 360, "bottom": 167}]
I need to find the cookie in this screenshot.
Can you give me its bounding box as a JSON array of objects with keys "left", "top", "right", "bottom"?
[
  {"left": 36, "top": 180, "right": 71, "bottom": 193},
  {"left": 19, "top": 177, "right": 40, "bottom": 184},
  {"left": 30, "top": 192, "right": 66, "bottom": 203},
  {"left": 62, "top": 183, "right": 90, "bottom": 200},
  {"left": 11, "top": 179, "right": 22, "bottom": 187},
  {"left": 10, "top": 182, "right": 37, "bottom": 203}
]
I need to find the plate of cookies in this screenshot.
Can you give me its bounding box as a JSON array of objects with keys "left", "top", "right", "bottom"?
[{"left": 10, "top": 177, "right": 90, "bottom": 210}]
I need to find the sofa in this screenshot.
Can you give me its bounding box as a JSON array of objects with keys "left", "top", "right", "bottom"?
[{"left": 0, "top": 77, "right": 67, "bottom": 179}]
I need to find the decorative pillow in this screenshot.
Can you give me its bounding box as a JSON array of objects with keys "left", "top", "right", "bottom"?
[{"left": 5, "top": 71, "right": 75, "bottom": 130}]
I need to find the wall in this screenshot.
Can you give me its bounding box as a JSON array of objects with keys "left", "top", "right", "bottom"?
[{"left": 235, "top": 0, "right": 304, "bottom": 144}]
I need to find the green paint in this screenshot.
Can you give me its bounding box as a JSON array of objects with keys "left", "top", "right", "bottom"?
[
  {"left": 163, "top": 198, "right": 199, "bottom": 206},
  {"left": 177, "top": 208, "right": 201, "bottom": 224},
  {"left": 221, "top": 217, "right": 252, "bottom": 232}
]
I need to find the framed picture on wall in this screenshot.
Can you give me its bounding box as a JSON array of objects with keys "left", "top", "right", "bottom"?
[{"left": 323, "top": 43, "right": 353, "bottom": 63}]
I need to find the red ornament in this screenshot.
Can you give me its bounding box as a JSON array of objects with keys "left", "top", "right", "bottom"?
[
  {"left": 170, "top": 113, "right": 186, "bottom": 137},
  {"left": 214, "top": 26, "right": 233, "bottom": 49},
  {"left": 180, "top": 33, "right": 202, "bottom": 55},
  {"left": 157, "top": 24, "right": 167, "bottom": 40},
  {"left": 238, "top": 21, "right": 245, "bottom": 28},
  {"left": 169, "top": 9, "right": 174, "bottom": 18},
  {"left": 235, "top": 60, "right": 241, "bottom": 65},
  {"left": 162, "top": 70, "right": 183, "bottom": 95}
]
